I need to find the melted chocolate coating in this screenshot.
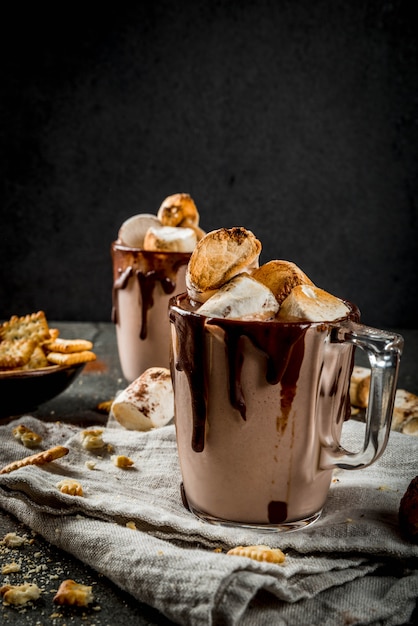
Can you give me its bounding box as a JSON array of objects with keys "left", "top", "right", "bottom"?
[
  {"left": 111, "top": 243, "right": 189, "bottom": 340},
  {"left": 170, "top": 294, "right": 358, "bottom": 453},
  {"left": 170, "top": 295, "right": 311, "bottom": 453}
]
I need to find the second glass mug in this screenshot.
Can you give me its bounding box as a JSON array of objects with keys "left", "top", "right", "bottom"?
[
  {"left": 169, "top": 294, "right": 403, "bottom": 531},
  {"left": 111, "top": 242, "right": 191, "bottom": 382}
]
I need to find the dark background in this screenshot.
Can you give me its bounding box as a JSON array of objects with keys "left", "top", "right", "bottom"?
[{"left": 0, "top": 0, "right": 417, "bottom": 328}]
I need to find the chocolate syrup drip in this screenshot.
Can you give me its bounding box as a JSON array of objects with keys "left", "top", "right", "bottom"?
[
  {"left": 211, "top": 320, "right": 308, "bottom": 425},
  {"left": 170, "top": 295, "right": 309, "bottom": 452},
  {"left": 223, "top": 330, "right": 247, "bottom": 419},
  {"left": 169, "top": 308, "right": 208, "bottom": 453},
  {"left": 111, "top": 266, "right": 133, "bottom": 324},
  {"left": 268, "top": 500, "right": 288, "bottom": 524},
  {"left": 111, "top": 244, "right": 189, "bottom": 340},
  {"left": 137, "top": 271, "right": 177, "bottom": 339}
]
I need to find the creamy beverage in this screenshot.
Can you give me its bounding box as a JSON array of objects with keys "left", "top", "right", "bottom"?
[
  {"left": 112, "top": 246, "right": 190, "bottom": 381},
  {"left": 112, "top": 193, "right": 205, "bottom": 382},
  {"left": 169, "top": 227, "right": 403, "bottom": 530}
]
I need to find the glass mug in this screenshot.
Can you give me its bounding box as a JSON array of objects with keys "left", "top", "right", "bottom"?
[
  {"left": 169, "top": 294, "right": 403, "bottom": 531},
  {"left": 111, "top": 242, "right": 190, "bottom": 382}
]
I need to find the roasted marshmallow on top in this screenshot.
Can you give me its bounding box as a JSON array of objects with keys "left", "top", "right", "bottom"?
[
  {"left": 186, "top": 227, "right": 350, "bottom": 323},
  {"left": 117, "top": 193, "right": 205, "bottom": 252}
]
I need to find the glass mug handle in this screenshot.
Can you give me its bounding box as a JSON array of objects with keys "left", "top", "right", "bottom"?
[{"left": 320, "top": 321, "right": 404, "bottom": 470}]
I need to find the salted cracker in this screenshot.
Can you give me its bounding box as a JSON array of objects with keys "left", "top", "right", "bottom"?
[
  {"left": 227, "top": 545, "right": 285, "bottom": 564},
  {"left": 46, "top": 350, "right": 96, "bottom": 366},
  {"left": 0, "top": 311, "right": 50, "bottom": 343},
  {"left": 0, "top": 339, "right": 36, "bottom": 370},
  {"left": 45, "top": 337, "right": 93, "bottom": 353}
]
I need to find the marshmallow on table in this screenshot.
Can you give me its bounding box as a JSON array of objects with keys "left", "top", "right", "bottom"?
[
  {"left": 277, "top": 284, "right": 350, "bottom": 322},
  {"left": 118, "top": 214, "right": 162, "bottom": 248},
  {"left": 197, "top": 274, "right": 279, "bottom": 320},
  {"left": 111, "top": 367, "right": 174, "bottom": 431},
  {"left": 187, "top": 227, "right": 262, "bottom": 303},
  {"left": 143, "top": 226, "right": 197, "bottom": 253}
]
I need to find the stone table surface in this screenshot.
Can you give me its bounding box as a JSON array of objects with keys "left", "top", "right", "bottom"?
[{"left": 0, "top": 322, "right": 417, "bottom": 625}]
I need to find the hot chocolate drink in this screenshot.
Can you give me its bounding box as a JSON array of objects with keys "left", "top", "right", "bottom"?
[
  {"left": 170, "top": 227, "right": 403, "bottom": 530},
  {"left": 112, "top": 193, "right": 205, "bottom": 382}
]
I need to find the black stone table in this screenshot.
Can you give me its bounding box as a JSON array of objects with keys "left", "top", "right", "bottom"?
[{"left": 0, "top": 323, "right": 417, "bottom": 625}]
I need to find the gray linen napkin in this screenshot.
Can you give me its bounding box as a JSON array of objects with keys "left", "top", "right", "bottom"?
[{"left": 0, "top": 416, "right": 417, "bottom": 626}]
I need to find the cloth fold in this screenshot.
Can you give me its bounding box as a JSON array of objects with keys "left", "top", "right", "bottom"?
[{"left": 0, "top": 416, "right": 417, "bottom": 625}]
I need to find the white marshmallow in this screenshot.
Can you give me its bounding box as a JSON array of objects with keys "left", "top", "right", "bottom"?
[
  {"left": 111, "top": 367, "right": 174, "bottom": 431},
  {"left": 278, "top": 284, "right": 350, "bottom": 322},
  {"left": 118, "top": 213, "right": 162, "bottom": 248},
  {"left": 197, "top": 274, "right": 279, "bottom": 320},
  {"left": 143, "top": 226, "right": 197, "bottom": 253}
]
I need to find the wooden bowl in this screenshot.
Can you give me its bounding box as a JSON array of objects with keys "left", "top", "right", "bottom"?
[{"left": 0, "top": 363, "right": 86, "bottom": 417}]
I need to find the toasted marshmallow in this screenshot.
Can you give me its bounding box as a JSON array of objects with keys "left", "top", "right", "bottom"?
[
  {"left": 252, "top": 260, "right": 314, "bottom": 305},
  {"left": 143, "top": 226, "right": 197, "bottom": 252},
  {"left": 157, "top": 193, "right": 200, "bottom": 227},
  {"left": 118, "top": 213, "right": 162, "bottom": 248},
  {"left": 392, "top": 389, "right": 418, "bottom": 431},
  {"left": 187, "top": 227, "right": 262, "bottom": 303},
  {"left": 179, "top": 217, "right": 206, "bottom": 241},
  {"left": 111, "top": 367, "right": 174, "bottom": 430},
  {"left": 185, "top": 272, "right": 219, "bottom": 304},
  {"left": 277, "top": 284, "right": 350, "bottom": 322},
  {"left": 197, "top": 274, "right": 279, "bottom": 320}
]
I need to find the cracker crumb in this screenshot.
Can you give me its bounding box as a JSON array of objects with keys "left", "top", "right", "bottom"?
[
  {"left": 12, "top": 424, "right": 43, "bottom": 448},
  {"left": 2, "top": 532, "right": 27, "bottom": 548},
  {"left": 0, "top": 582, "right": 41, "bottom": 605},
  {"left": 111, "top": 455, "right": 134, "bottom": 468},
  {"left": 2, "top": 561, "right": 21, "bottom": 574},
  {"left": 80, "top": 429, "right": 105, "bottom": 450},
  {"left": 53, "top": 579, "right": 94, "bottom": 606},
  {"left": 56, "top": 479, "right": 83, "bottom": 496}
]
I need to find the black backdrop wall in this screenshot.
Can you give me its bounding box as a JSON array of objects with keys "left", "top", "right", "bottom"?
[{"left": 0, "top": 0, "right": 417, "bottom": 328}]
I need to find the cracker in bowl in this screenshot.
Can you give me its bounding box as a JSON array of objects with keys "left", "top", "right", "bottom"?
[
  {"left": 0, "top": 311, "right": 50, "bottom": 344},
  {"left": 0, "top": 339, "right": 37, "bottom": 370},
  {"left": 46, "top": 350, "right": 96, "bottom": 366},
  {"left": 0, "top": 311, "right": 97, "bottom": 372},
  {"left": 45, "top": 337, "right": 93, "bottom": 353}
]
